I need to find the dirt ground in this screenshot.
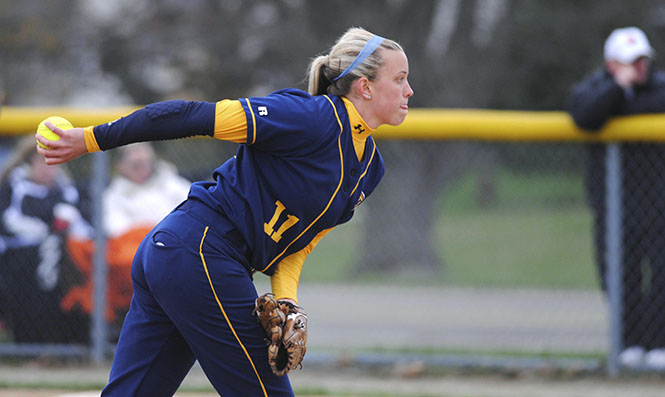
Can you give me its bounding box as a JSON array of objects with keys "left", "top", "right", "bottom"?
[
  {"left": 0, "top": 284, "right": 659, "bottom": 396},
  {"left": 1, "top": 362, "right": 665, "bottom": 397}
]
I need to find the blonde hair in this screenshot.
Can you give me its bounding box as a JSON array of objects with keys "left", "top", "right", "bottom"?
[
  {"left": 0, "top": 137, "right": 40, "bottom": 184},
  {"left": 307, "top": 27, "right": 403, "bottom": 96}
]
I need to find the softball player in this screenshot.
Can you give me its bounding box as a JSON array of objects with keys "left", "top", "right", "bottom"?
[{"left": 37, "top": 27, "right": 413, "bottom": 396}]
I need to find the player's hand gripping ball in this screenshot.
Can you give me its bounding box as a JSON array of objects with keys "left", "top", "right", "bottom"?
[
  {"left": 253, "top": 293, "right": 308, "bottom": 376},
  {"left": 36, "top": 116, "right": 73, "bottom": 149}
]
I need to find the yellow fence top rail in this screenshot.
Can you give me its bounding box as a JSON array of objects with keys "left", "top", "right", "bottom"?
[
  {"left": 2, "top": 106, "right": 665, "bottom": 142},
  {"left": 375, "top": 109, "right": 665, "bottom": 142},
  {"left": 0, "top": 106, "right": 141, "bottom": 136}
]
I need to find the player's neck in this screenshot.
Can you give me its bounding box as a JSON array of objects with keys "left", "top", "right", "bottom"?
[{"left": 344, "top": 96, "right": 380, "bottom": 130}]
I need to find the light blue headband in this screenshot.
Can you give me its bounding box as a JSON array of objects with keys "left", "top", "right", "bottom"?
[{"left": 333, "top": 35, "right": 385, "bottom": 82}]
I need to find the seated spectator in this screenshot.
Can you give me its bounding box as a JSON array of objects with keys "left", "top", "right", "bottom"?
[
  {"left": 104, "top": 142, "right": 191, "bottom": 239},
  {"left": 0, "top": 137, "right": 92, "bottom": 343},
  {"left": 62, "top": 143, "right": 190, "bottom": 323}
]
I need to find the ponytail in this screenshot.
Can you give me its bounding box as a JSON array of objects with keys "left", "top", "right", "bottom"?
[
  {"left": 306, "top": 27, "right": 403, "bottom": 97},
  {"left": 307, "top": 55, "right": 331, "bottom": 96}
]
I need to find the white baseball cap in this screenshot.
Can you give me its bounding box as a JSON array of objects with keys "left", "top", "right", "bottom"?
[{"left": 604, "top": 27, "right": 654, "bottom": 64}]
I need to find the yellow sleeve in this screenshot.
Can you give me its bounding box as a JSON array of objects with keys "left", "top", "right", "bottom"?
[
  {"left": 270, "top": 228, "right": 333, "bottom": 303},
  {"left": 214, "top": 99, "right": 248, "bottom": 143},
  {"left": 84, "top": 126, "right": 101, "bottom": 153}
]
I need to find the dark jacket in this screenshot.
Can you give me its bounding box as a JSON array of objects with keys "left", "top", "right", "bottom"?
[{"left": 567, "top": 68, "right": 665, "bottom": 224}]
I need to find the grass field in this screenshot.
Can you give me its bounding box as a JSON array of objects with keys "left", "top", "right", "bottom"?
[{"left": 300, "top": 169, "right": 598, "bottom": 290}]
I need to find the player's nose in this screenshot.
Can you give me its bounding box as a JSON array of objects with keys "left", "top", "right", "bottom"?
[{"left": 405, "top": 81, "right": 414, "bottom": 98}]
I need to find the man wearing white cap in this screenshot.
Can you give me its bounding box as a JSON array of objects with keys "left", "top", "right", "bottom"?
[
  {"left": 604, "top": 27, "right": 654, "bottom": 93},
  {"left": 568, "top": 27, "right": 665, "bottom": 370}
]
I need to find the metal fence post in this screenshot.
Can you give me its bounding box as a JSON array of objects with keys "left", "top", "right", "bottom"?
[
  {"left": 605, "top": 143, "right": 622, "bottom": 376},
  {"left": 90, "top": 151, "right": 109, "bottom": 363}
]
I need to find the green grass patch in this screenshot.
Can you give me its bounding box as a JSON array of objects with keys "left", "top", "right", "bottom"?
[
  {"left": 300, "top": 169, "right": 598, "bottom": 290},
  {"left": 300, "top": 224, "right": 360, "bottom": 283},
  {"left": 438, "top": 206, "right": 596, "bottom": 288},
  {"left": 440, "top": 170, "right": 586, "bottom": 213}
]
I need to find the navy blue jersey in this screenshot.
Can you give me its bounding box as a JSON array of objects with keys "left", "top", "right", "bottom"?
[{"left": 188, "top": 89, "right": 384, "bottom": 275}]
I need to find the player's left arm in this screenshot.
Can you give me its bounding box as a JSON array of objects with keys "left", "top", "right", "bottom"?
[
  {"left": 270, "top": 228, "right": 333, "bottom": 304},
  {"left": 84, "top": 100, "right": 216, "bottom": 152},
  {"left": 38, "top": 99, "right": 248, "bottom": 165},
  {"left": 83, "top": 99, "right": 250, "bottom": 153}
]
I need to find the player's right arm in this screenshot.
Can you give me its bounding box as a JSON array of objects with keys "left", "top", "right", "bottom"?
[
  {"left": 37, "top": 99, "right": 248, "bottom": 165},
  {"left": 270, "top": 228, "right": 333, "bottom": 304}
]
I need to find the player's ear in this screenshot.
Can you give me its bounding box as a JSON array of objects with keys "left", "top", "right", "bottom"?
[{"left": 354, "top": 77, "right": 371, "bottom": 100}]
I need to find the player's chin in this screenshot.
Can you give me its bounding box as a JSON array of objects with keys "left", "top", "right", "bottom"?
[{"left": 388, "top": 111, "right": 408, "bottom": 126}]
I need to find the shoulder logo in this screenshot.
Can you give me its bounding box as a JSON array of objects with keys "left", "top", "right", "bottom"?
[
  {"left": 258, "top": 106, "right": 268, "bottom": 116},
  {"left": 353, "top": 124, "right": 365, "bottom": 134}
]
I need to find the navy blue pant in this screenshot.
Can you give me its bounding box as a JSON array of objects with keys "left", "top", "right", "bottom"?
[{"left": 102, "top": 201, "right": 293, "bottom": 396}]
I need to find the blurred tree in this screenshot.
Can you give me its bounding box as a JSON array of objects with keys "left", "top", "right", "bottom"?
[
  {"left": 496, "top": 0, "right": 663, "bottom": 111},
  {"left": 0, "top": 0, "right": 79, "bottom": 104},
  {"left": 2, "top": 0, "right": 665, "bottom": 278},
  {"left": 357, "top": 0, "right": 511, "bottom": 276}
]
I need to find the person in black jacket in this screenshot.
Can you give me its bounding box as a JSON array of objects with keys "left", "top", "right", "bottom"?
[
  {"left": 568, "top": 26, "right": 665, "bottom": 370},
  {"left": 0, "top": 137, "right": 92, "bottom": 344}
]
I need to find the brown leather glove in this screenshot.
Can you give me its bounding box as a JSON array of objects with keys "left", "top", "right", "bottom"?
[{"left": 253, "top": 293, "right": 308, "bottom": 376}]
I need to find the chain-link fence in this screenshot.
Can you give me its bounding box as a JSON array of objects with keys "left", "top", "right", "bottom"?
[
  {"left": 1, "top": 120, "right": 664, "bottom": 374},
  {"left": 0, "top": 135, "right": 236, "bottom": 357}
]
